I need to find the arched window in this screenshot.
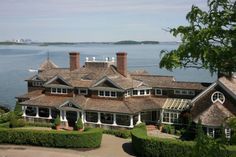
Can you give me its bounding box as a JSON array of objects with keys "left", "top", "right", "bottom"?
[{"left": 211, "top": 91, "right": 225, "bottom": 104}]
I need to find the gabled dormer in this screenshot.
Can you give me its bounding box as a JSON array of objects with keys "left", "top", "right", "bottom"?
[
  {"left": 26, "top": 75, "right": 45, "bottom": 92},
  {"left": 44, "top": 75, "right": 73, "bottom": 96},
  {"left": 89, "top": 76, "right": 124, "bottom": 98}
]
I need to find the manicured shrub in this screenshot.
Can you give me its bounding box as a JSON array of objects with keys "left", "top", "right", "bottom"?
[
  {"left": 25, "top": 122, "right": 52, "bottom": 128},
  {"left": 131, "top": 123, "right": 235, "bottom": 157},
  {"left": 162, "top": 124, "right": 175, "bottom": 134},
  {"left": 103, "top": 129, "right": 131, "bottom": 138},
  {"left": 75, "top": 118, "right": 83, "bottom": 130},
  {"left": 8, "top": 112, "right": 25, "bottom": 128},
  {"left": 0, "top": 128, "right": 102, "bottom": 148},
  {"left": 52, "top": 115, "right": 60, "bottom": 129}
]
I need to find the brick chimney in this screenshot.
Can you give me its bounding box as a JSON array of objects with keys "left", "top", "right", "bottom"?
[
  {"left": 69, "top": 52, "right": 80, "bottom": 71},
  {"left": 116, "top": 52, "right": 127, "bottom": 77}
]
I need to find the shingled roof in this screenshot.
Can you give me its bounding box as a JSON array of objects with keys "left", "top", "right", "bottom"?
[{"left": 39, "top": 59, "right": 58, "bottom": 71}]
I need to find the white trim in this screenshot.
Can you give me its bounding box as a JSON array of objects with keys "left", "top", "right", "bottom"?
[
  {"left": 51, "top": 88, "right": 68, "bottom": 94},
  {"left": 218, "top": 80, "right": 236, "bottom": 100},
  {"left": 211, "top": 91, "right": 225, "bottom": 104},
  {"left": 78, "top": 88, "right": 88, "bottom": 95},
  {"left": 191, "top": 82, "right": 217, "bottom": 104},
  {"left": 92, "top": 76, "right": 123, "bottom": 89},
  {"left": 44, "top": 75, "right": 71, "bottom": 86},
  {"left": 98, "top": 90, "right": 117, "bottom": 98},
  {"left": 132, "top": 89, "right": 150, "bottom": 96}
]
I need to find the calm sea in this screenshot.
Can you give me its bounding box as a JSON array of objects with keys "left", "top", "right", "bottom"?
[{"left": 0, "top": 43, "right": 216, "bottom": 109}]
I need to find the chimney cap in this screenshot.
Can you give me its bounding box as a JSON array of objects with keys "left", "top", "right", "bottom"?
[
  {"left": 69, "top": 52, "right": 80, "bottom": 55},
  {"left": 116, "top": 52, "right": 127, "bottom": 55}
]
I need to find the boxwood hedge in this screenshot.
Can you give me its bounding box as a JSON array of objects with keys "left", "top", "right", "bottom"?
[
  {"left": 0, "top": 128, "right": 102, "bottom": 148},
  {"left": 131, "top": 123, "right": 236, "bottom": 157}
]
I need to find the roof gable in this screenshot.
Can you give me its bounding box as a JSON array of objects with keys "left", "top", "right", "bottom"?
[
  {"left": 44, "top": 75, "right": 71, "bottom": 87},
  {"left": 27, "top": 75, "right": 43, "bottom": 81},
  {"left": 92, "top": 76, "right": 123, "bottom": 89},
  {"left": 59, "top": 101, "right": 82, "bottom": 110}
]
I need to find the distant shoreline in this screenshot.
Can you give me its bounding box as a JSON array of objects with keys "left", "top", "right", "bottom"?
[{"left": 0, "top": 40, "right": 179, "bottom": 46}]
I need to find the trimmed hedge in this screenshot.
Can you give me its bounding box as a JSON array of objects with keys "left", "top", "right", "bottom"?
[
  {"left": 0, "top": 128, "right": 102, "bottom": 148},
  {"left": 131, "top": 123, "right": 236, "bottom": 157},
  {"left": 25, "top": 122, "right": 52, "bottom": 128},
  {"left": 103, "top": 129, "right": 131, "bottom": 138}
]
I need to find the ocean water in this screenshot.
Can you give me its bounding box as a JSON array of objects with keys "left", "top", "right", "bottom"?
[{"left": 0, "top": 43, "right": 217, "bottom": 109}]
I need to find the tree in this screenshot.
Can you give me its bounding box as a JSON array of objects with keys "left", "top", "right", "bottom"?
[
  {"left": 160, "top": 0, "right": 236, "bottom": 77},
  {"left": 192, "top": 120, "right": 229, "bottom": 157}
]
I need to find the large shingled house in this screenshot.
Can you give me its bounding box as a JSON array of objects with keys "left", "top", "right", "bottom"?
[{"left": 16, "top": 52, "right": 236, "bottom": 135}]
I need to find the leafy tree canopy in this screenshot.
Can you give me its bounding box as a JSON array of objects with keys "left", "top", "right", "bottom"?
[{"left": 160, "top": 0, "right": 236, "bottom": 76}]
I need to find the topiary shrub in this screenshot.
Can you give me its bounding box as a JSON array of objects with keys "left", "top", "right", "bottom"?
[
  {"left": 52, "top": 115, "right": 61, "bottom": 130},
  {"left": 75, "top": 118, "right": 84, "bottom": 131}
]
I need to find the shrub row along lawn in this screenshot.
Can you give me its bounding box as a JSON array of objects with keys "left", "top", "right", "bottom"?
[
  {"left": 0, "top": 128, "right": 102, "bottom": 148},
  {"left": 131, "top": 123, "right": 236, "bottom": 157},
  {"left": 103, "top": 129, "right": 131, "bottom": 139}
]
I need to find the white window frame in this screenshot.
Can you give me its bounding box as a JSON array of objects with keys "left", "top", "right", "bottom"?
[
  {"left": 132, "top": 89, "right": 151, "bottom": 96},
  {"left": 162, "top": 111, "right": 179, "bottom": 124},
  {"left": 78, "top": 88, "right": 88, "bottom": 95},
  {"left": 211, "top": 91, "right": 225, "bottom": 104},
  {"left": 155, "top": 88, "right": 162, "bottom": 95},
  {"left": 51, "top": 88, "right": 68, "bottom": 94},
  {"left": 225, "top": 128, "right": 231, "bottom": 139},
  {"left": 98, "top": 90, "right": 117, "bottom": 98},
  {"left": 207, "top": 127, "right": 215, "bottom": 138},
  {"left": 125, "top": 90, "right": 131, "bottom": 97}
]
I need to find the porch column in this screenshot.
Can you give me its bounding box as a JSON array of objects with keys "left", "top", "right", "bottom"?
[
  {"left": 136, "top": 112, "right": 141, "bottom": 124},
  {"left": 81, "top": 111, "right": 86, "bottom": 123},
  {"left": 36, "top": 106, "right": 39, "bottom": 118},
  {"left": 22, "top": 106, "right": 26, "bottom": 117},
  {"left": 160, "top": 109, "right": 164, "bottom": 123},
  {"left": 113, "top": 113, "right": 117, "bottom": 126},
  {"left": 64, "top": 110, "right": 67, "bottom": 121},
  {"left": 48, "top": 108, "right": 52, "bottom": 119},
  {"left": 97, "top": 112, "right": 101, "bottom": 124},
  {"left": 60, "top": 110, "right": 63, "bottom": 121},
  {"left": 129, "top": 115, "right": 134, "bottom": 128}
]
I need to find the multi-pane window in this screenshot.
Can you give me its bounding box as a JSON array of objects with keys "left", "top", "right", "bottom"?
[
  {"left": 211, "top": 91, "right": 225, "bottom": 104},
  {"left": 163, "top": 112, "right": 169, "bottom": 123},
  {"left": 163, "top": 111, "right": 179, "bottom": 124},
  {"left": 132, "top": 89, "right": 150, "bottom": 96},
  {"left": 98, "top": 91, "right": 117, "bottom": 98},
  {"left": 125, "top": 90, "right": 131, "bottom": 97},
  {"left": 140, "top": 90, "right": 145, "bottom": 95},
  {"left": 174, "top": 89, "right": 195, "bottom": 96},
  {"left": 32, "top": 81, "right": 43, "bottom": 87},
  {"left": 78, "top": 88, "right": 88, "bottom": 95},
  {"left": 133, "top": 90, "right": 138, "bottom": 95},
  {"left": 51, "top": 88, "right": 68, "bottom": 94},
  {"left": 155, "top": 88, "right": 162, "bottom": 95}
]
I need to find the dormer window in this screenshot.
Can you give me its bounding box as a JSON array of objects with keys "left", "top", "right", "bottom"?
[
  {"left": 98, "top": 90, "right": 117, "bottom": 98},
  {"left": 51, "top": 88, "right": 68, "bottom": 94},
  {"left": 78, "top": 88, "right": 88, "bottom": 95},
  {"left": 155, "top": 88, "right": 162, "bottom": 95},
  {"left": 211, "top": 91, "right": 225, "bottom": 104},
  {"left": 125, "top": 90, "right": 131, "bottom": 97},
  {"left": 32, "top": 81, "right": 43, "bottom": 87},
  {"left": 132, "top": 89, "right": 150, "bottom": 96}
]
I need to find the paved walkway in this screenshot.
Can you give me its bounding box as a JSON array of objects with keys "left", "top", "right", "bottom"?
[{"left": 0, "top": 135, "right": 136, "bottom": 157}]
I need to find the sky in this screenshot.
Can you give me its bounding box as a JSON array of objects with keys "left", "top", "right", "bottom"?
[{"left": 0, "top": 0, "right": 207, "bottom": 42}]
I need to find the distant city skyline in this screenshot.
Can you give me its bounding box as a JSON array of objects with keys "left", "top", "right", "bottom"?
[{"left": 0, "top": 0, "right": 207, "bottom": 42}]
